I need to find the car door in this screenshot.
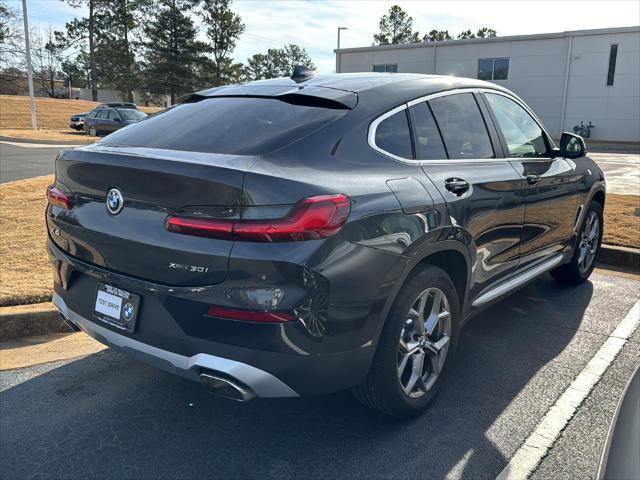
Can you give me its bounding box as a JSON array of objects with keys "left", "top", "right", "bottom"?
[
  {"left": 415, "top": 91, "right": 525, "bottom": 302},
  {"left": 85, "top": 108, "right": 99, "bottom": 132},
  {"left": 94, "top": 109, "right": 108, "bottom": 133},
  {"left": 105, "top": 109, "right": 120, "bottom": 133},
  {"left": 481, "top": 91, "right": 580, "bottom": 270}
]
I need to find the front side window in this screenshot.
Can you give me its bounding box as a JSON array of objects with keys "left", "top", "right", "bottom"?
[
  {"left": 409, "top": 102, "right": 447, "bottom": 160},
  {"left": 485, "top": 93, "right": 548, "bottom": 157},
  {"left": 375, "top": 109, "right": 413, "bottom": 159},
  {"left": 428, "top": 93, "right": 494, "bottom": 160},
  {"left": 117, "top": 109, "right": 146, "bottom": 121},
  {"left": 96, "top": 109, "right": 108, "bottom": 119},
  {"left": 478, "top": 58, "right": 510, "bottom": 80}
]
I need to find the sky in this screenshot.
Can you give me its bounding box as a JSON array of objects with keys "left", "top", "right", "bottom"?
[{"left": 9, "top": 0, "right": 640, "bottom": 74}]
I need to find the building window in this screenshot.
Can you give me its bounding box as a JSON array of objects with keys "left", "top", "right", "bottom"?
[
  {"left": 478, "top": 58, "right": 509, "bottom": 80},
  {"left": 607, "top": 44, "right": 618, "bottom": 86},
  {"left": 373, "top": 64, "right": 398, "bottom": 73}
]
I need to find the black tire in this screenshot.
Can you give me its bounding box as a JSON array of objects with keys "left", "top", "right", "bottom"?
[
  {"left": 551, "top": 200, "right": 603, "bottom": 285},
  {"left": 353, "top": 265, "right": 460, "bottom": 418}
]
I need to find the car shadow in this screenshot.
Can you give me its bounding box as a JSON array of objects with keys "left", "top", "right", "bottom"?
[{"left": 0, "top": 275, "right": 594, "bottom": 479}]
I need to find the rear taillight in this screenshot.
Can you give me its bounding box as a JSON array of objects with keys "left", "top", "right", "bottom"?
[
  {"left": 46, "top": 185, "right": 75, "bottom": 210},
  {"left": 166, "top": 194, "right": 350, "bottom": 242},
  {"left": 206, "top": 306, "right": 296, "bottom": 323}
]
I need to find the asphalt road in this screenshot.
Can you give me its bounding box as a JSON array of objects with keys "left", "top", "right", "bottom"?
[
  {"left": 1, "top": 269, "right": 639, "bottom": 479},
  {"left": 0, "top": 142, "right": 67, "bottom": 183},
  {"left": 1, "top": 140, "right": 638, "bottom": 194}
]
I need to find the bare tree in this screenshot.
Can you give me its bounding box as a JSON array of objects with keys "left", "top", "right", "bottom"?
[{"left": 31, "top": 26, "right": 64, "bottom": 97}]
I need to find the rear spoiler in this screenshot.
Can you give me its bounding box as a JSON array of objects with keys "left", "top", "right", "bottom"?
[{"left": 178, "top": 84, "right": 358, "bottom": 110}]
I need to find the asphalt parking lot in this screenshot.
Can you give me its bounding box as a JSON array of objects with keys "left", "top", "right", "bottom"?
[
  {"left": 0, "top": 141, "right": 73, "bottom": 183},
  {"left": 1, "top": 268, "right": 638, "bottom": 479}
]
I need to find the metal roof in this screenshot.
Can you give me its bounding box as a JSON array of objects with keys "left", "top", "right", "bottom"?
[{"left": 187, "top": 73, "right": 511, "bottom": 114}]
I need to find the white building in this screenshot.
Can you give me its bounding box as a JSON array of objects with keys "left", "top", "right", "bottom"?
[{"left": 336, "top": 26, "right": 640, "bottom": 143}]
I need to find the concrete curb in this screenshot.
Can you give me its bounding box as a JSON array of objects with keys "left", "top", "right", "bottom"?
[
  {"left": 0, "top": 302, "right": 67, "bottom": 340},
  {"left": 599, "top": 244, "right": 640, "bottom": 271},
  {"left": 0, "top": 135, "right": 89, "bottom": 145}
]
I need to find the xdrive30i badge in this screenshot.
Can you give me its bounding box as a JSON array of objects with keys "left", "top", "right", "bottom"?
[{"left": 106, "top": 188, "right": 124, "bottom": 215}]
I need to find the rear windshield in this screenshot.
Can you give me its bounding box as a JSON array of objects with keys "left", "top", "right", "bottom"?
[{"left": 102, "top": 97, "right": 347, "bottom": 155}]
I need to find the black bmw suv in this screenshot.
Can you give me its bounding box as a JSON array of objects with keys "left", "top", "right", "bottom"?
[{"left": 47, "top": 72, "right": 605, "bottom": 417}]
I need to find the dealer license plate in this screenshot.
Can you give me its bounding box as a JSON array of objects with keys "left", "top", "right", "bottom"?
[{"left": 93, "top": 283, "right": 140, "bottom": 332}]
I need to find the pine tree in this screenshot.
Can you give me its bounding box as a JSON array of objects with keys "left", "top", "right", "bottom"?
[
  {"left": 245, "top": 44, "right": 314, "bottom": 80},
  {"left": 201, "top": 0, "right": 245, "bottom": 87},
  {"left": 140, "top": 0, "right": 209, "bottom": 104},
  {"left": 373, "top": 5, "right": 420, "bottom": 45},
  {"left": 98, "top": 0, "right": 147, "bottom": 102},
  {"left": 476, "top": 28, "right": 497, "bottom": 38},
  {"left": 424, "top": 30, "right": 452, "bottom": 42}
]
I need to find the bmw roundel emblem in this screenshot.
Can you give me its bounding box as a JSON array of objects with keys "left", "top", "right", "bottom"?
[
  {"left": 123, "top": 303, "right": 134, "bottom": 321},
  {"left": 106, "top": 188, "right": 124, "bottom": 215}
]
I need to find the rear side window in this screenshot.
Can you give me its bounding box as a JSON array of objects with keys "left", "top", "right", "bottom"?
[
  {"left": 102, "top": 97, "right": 347, "bottom": 156},
  {"left": 428, "top": 94, "right": 494, "bottom": 160},
  {"left": 375, "top": 110, "right": 413, "bottom": 159},
  {"left": 107, "top": 110, "right": 119, "bottom": 120},
  {"left": 409, "top": 102, "right": 447, "bottom": 160},
  {"left": 96, "top": 109, "right": 108, "bottom": 119}
]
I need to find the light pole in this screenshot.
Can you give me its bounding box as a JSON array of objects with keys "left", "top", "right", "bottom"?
[
  {"left": 21, "top": 0, "right": 36, "bottom": 129},
  {"left": 336, "top": 27, "right": 348, "bottom": 74}
]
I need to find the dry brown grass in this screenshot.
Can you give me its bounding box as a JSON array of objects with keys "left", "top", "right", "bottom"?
[
  {"left": 603, "top": 194, "right": 640, "bottom": 249},
  {"left": 0, "top": 175, "right": 53, "bottom": 306},
  {"left": 0, "top": 94, "right": 161, "bottom": 130},
  {"left": 0, "top": 176, "right": 638, "bottom": 306}
]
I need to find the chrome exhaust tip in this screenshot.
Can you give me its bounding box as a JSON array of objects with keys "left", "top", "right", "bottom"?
[
  {"left": 59, "top": 312, "right": 80, "bottom": 332},
  {"left": 200, "top": 372, "right": 256, "bottom": 402}
]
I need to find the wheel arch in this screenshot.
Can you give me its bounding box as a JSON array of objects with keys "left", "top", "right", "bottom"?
[
  {"left": 592, "top": 189, "right": 606, "bottom": 209},
  {"left": 373, "top": 240, "right": 471, "bottom": 344}
]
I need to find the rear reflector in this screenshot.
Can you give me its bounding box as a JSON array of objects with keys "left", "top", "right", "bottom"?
[
  {"left": 206, "top": 306, "right": 296, "bottom": 323},
  {"left": 46, "top": 185, "right": 75, "bottom": 210},
  {"left": 166, "top": 194, "right": 350, "bottom": 242}
]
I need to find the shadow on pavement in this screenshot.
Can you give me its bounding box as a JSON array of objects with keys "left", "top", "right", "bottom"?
[{"left": 0, "top": 275, "right": 594, "bottom": 479}]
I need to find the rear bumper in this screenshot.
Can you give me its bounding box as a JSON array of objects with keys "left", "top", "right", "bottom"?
[
  {"left": 47, "top": 238, "right": 386, "bottom": 396},
  {"left": 53, "top": 293, "right": 298, "bottom": 398}
]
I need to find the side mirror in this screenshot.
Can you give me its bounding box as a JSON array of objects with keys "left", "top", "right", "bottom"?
[{"left": 559, "top": 132, "right": 586, "bottom": 159}]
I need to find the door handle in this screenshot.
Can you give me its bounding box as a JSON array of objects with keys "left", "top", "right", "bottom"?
[
  {"left": 526, "top": 173, "right": 541, "bottom": 185},
  {"left": 444, "top": 178, "right": 469, "bottom": 195}
]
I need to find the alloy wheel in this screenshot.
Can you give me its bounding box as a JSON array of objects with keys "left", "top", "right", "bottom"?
[
  {"left": 89, "top": 126, "right": 97, "bottom": 136},
  {"left": 397, "top": 287, "right": 451, "bottom": 398},
  {"left": 578, "top": 211, "right": 599, "bottom": 273}
]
